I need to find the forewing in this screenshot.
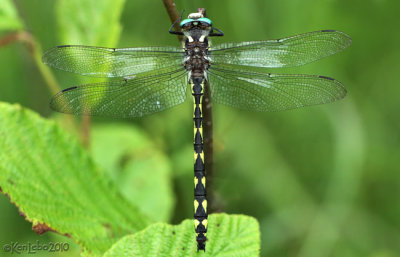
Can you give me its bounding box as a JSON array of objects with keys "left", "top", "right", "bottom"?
[
  {"left": 42, "top": 45, "right": 184, "bottom": 77},
  {"left": 210, "top": 30, "right": 351, "bottom": 68},
  {"left": 50, "top": 67, "right": 188, "bottom": 118},
  {"left": 208, "top": 65, "right": 347, "bottom": 112}
]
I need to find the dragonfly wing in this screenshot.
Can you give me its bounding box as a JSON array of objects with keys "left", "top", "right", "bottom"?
[
  {"left": 50, "top": 67, "right": 188, "bottom": 118},
  {"left": 210, "top": 30, "right": 351, "bottom": 68},
  {"left": 43, "top": 45, "right": 184, "bottom": 77},
  {"left": 207, "top": 65, "right": 346, "bottom": 112}
]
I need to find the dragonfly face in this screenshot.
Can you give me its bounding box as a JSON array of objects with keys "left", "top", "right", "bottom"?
[
  {"left": 42, "top": 12, "right": 351, "bottom": 252},
  {"left": 180, "top": 17, "right": 212, "bottom": 28}
]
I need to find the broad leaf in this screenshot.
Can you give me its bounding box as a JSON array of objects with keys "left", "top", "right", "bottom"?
[
  {"left": 91, "top": 124, "right": 175, "bottom": 222},
  {"left": 104, "top": 213, "right": 260, "bottom": 257},
  {"left": 0, "top": 103, "right": 150, "bottom": 256},
  {"left": 0, "top": 0, "right": 24, "bottom": 31},
  {"left": 56, "top": 0, "right": 125, "bottom": 46}
]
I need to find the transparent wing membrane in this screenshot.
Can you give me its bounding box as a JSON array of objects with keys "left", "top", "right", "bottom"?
[
  {"left": 44, "top": 29, "right": 351, "bottom": 117},
  {"left": 210, "top": 30, "right": 351, "bottom": 68},
  {"left": 50, "top": 67, "right": 188, "bottom": 118},
  {"left": 42, "top": 45, "right": 184, "bottom": 78},
  {"left": 208, "top": 65, "right": 347, "bottom": 112}
]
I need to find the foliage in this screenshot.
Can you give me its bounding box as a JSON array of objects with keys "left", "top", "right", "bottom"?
[
  {"left": 0, "top": 103, "right": 260, "bottom": 256},
  {"left": 104, "top": 214, "right": 260, "bottom": 257},
  {"left": 91, "top": 124, "right": 175, "bottom": 223},
  {"left": 0, "top": 103, "right": 150, "bottom": 255},
  {"left": 56, "top": 0, "right": 125, "bottom": 46},
  {"left": 0, "top": 0, "right": 24, "bottom": 31}
]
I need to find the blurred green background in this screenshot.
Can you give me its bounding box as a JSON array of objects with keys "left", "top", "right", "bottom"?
[{"left": 1, "top": 0, "right": 399, "bottom": 256}]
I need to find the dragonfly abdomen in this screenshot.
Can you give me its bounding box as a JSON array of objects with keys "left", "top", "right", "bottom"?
[{"left": 191, "top": 76, "right": 208, "bottom": 251}]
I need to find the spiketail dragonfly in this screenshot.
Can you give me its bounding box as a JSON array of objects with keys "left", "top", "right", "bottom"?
[{"left": 42, "top": 11, "right": 351, "bottom": 252}]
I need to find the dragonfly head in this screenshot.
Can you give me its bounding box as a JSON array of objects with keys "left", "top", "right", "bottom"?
[
  {"left": 180, "top": 14, "right": 212, "bottom": 42},
  {"left": 180, "top": 18, "right": 212, "bottom": 30},
  {"left": 169, "top": 12, "right": 223, "bottom": 38}
]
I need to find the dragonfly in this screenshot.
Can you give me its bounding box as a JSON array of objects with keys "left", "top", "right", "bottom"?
[{"left": 42, "top": 11, "right": 351, "bottom": 251}]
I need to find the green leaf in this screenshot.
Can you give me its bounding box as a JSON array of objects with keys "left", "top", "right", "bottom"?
[
  {"left": 91, "top": 124, "right": 175, "bottom": 222},
  {"left": 104, "top": 213, "right": 260, "bottom": 257},
  {"left": 0, "top": 0, "right": 24, "bottom": 31},
  {"left": 56, "top": 0, "right": 125, "bottom": 46},
  {"left": 0, "top": 103, "right": 150, "bottom": 256}
]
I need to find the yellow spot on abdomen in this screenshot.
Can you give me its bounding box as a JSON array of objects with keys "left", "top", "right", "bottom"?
[
  {"left": 200, "top": 151, "right": 204, "bottom": 162},
  {"left": 194, "top": 200, "right": 199, "bottom": 213},
  {"left": 202, "top": 200, "right": 208, "bottom": 213},
  {"left": 194, "top": 219, "right": 200, "bottom": 228},
  {"left": 202, "top": 219, "right": 208, "bottom": 229}
]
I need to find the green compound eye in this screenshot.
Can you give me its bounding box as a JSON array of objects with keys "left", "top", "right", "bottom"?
[
  {"left": 197, "top": 18, "right": 212, "bottom": 25},
  {"left": 180, "top": 19, "right": 194, "bottom": 27}
]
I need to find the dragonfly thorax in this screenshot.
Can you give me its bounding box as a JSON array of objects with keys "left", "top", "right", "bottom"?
[
  {"left": 183, "top": 27, "right": 211, "bottom": 43},
  {"left": 184, "top": 39, "right": 210, "bottom": 77}
]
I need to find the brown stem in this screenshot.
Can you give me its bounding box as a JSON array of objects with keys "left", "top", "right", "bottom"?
[
  {"left": 197, "top": 8, "right": 206, "bottom": 16},
  {"left": 162, "top": 0, "right": 183, "bottom": 42},
  {"left": 81, "top": 115, "right": 91, "bottom": 148},
  {"left": 0, "top": 32, "right": 28, "bottom": 47},
  {"left": 24, "top": 32, "right": 78, "bottom": 131},
  {"left": 202, "top": 79, "right": 218, "bottom": 212}
]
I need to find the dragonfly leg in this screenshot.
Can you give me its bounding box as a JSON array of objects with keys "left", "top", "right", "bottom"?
[
  {"left": 169, "top": 11, "right": 184, "bottom": 36},
  {"left": 209, "top": 27, "right": 224, "bottom": 37}
]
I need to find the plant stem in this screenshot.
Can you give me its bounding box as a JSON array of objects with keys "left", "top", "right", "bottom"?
[
  {"left": 162, "top": 0, "right": 183, "bottom": 42},
  {"left": 202, "top": 78, "right": 217, "bottom": 212},
  {"left": 81, "top": 115, "right": 91, "bottom": 148},
  {"left": 25, "top": 32, "right": 78, "bottom": 130},
  {"left": 0, "top": 32, "right": 27, "bottom": 47}
]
